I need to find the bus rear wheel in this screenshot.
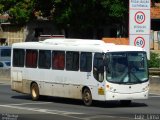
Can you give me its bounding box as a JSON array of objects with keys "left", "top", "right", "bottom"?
[
  {"left": 31, "top": 83, "right": 39, "bottom": 101},
  {"left": 82, "top": 88, "right": 92, "bottom": 106}
]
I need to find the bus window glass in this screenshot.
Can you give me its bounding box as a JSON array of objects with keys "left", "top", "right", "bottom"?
[
  {"left": 93, "top": 53, "right": 104, "bottom": 82},
  {"left": 112, "top": 53, "right": 128, "bottom": 83},
  {"left": 52, "top": 51, "right": 65, "bottom": 70},
  {"left": 106, "top": 52, "right": 148, "bottom": 84},
  {"left": 13, "top": 49, "right": 25, "bottom": 67},
  {"left": 128, "top": 52, "right": 148, "bottom": 82},
  {"left": 25, "top": 49, "right": 38, "bottom": 68},
  {"left": 66, "top": 51, "right": 79, "bottom": 71},
  {"left": 38, "top": 50, "right": 51, "bottom": 69},
  {"left": 80, "top": 52, "right": 92, "bottom": 72}
]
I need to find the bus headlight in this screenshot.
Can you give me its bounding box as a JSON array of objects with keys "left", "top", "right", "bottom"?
[
  {"left": 106, "top": 85, "right": 117, "bottom": 92},
  {"left": 142, "top": 85, "right": 149, "bottom": 91},
  {"left": 106, "top": 84, "right": 110, "bottom": 89}
]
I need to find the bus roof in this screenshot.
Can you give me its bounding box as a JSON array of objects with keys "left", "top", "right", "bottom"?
[{"left": 12, "top": 38, "right": 146, "bottom": 53}]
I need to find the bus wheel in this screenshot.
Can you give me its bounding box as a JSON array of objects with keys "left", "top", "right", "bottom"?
[
  {"left": 120, "top": 100, "right": 131, "bottom": 106},
  {"left": 82, "top": 88, "right": 92, "bottom": 106},
  {"left": 31, "top": 83, "right": 39, "bottom": 101}
]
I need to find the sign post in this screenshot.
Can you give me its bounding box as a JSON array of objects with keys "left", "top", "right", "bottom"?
[{"left": 129, "top": 0, "right": 151, "bottom": 59}]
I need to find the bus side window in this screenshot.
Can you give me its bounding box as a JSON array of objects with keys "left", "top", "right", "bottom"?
[
  {"left": 38, "top": 50, "right": 51, "bottom": 69},
  {"left": 52, "top": 51, "right": 65, "bottom": 70},
  {"left": 25, "top": 49, "right": 38, "bottom": 68},
  {"left": 13, "top": 49, "right": 25, "bottom": 67},
  {"left": 66, "top": 51, "right": 79, "bottom": 71},
  {"left": 80, "top": 52, "right": 92, "bottom": 72},
  {"left": 93, "top": 53, "right": 104, "bottom": 82}
]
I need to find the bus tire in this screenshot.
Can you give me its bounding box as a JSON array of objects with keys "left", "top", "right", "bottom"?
[
  {"left": 31, "top": 83, "right": 39, "bottom": 101},
  {"left": 82, "top": 88, "right": 92, "bottom": 106},
  {"left": 120, "top": 100, "right": 131, "bottom": 106}
]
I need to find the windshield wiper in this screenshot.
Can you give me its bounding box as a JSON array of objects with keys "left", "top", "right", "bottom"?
[{"left": 130, "top": 72, "right": 143, "bottom": 83}]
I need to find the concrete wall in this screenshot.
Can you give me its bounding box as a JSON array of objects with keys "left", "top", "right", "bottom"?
[
  {"left": 149, "top": 76, "right": 160, "bottom": 94},
  {"left": 0, "top": 69, "right": 10, "bottom": 80}
]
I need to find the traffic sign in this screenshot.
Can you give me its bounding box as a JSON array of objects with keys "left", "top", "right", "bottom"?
[
  {"left": 129, "top": 10, "right": 150, "bottom": 35},
  {"left": 134, "top": 36, "right": 145, "bottom": 48},
  {"left": 135, "top": 11, "right": 145, "bottom": 24},
  {"left": 129, "top": 0, "right": 150, "bottom": 9},
  {"left": 129, "top": 0, "right": 150, "bottom": 59},
  {"left": 130, "top": 35, "right": 150, "bottom": 59}
]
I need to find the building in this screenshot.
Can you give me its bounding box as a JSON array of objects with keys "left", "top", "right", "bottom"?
[{"left": 151, "top": 2, "right": 160, "bottom": 50}]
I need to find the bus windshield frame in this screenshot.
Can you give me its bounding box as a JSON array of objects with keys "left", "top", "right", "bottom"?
[{"left": 105, "top": 51, "right": 148, "bottom": 84}]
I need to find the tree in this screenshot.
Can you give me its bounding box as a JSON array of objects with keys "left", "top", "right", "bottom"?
[
  {"left": 53, "top": 0, "right": 128, "bottom": 38},
  {"left": 0, "top": 0, "right": 36, "bottom": 25},
  {"left": 33, "top": 0, "right": 55, "bottom": 20},
  {"left": 0, "top": 0, "right": 54, "bottom": 24},
  {"left": 0, "top": 0, "right": 128, "bottom": 38}
]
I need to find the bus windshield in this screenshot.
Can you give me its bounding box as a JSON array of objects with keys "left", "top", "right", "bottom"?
[{"left": 106, "top": 52, "right": 148, "bottom": 84}]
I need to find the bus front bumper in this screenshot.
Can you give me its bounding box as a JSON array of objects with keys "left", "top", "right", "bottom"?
[{"left": 105, "top": 90, "right": 149, "bottom": 100}]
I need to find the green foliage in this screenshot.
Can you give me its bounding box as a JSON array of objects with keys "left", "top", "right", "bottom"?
[
  {"left": 0, "top": 0, "right": 35, "bottom": 24},
  {"left": 0, "top": 0, "right": 128, "bottom": 31},
  {"left": 0, "top": 0, "right": 56, "bottom": 24},
  {"left": 34, "top": 0, "right": 55, "bottom": 18},
  {"left": 148, "top": 52, "right": 160, "bottom": 68},
  {"left": 53, "top": 0, "right": 128, "bottom": 38},
  {"left": 109, "top": 1, "right": 126, "bottom": 17},
  {"left": 0, "top": 4, "right": 4, "bottom": 13}
]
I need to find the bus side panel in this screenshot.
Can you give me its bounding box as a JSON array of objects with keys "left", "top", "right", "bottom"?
[
  {"left": 11, "top": 79, "right": 31, "bottom": 94},
  {"left": 40, "top": 82, "right": 82, "bottom": 99},
  {"left": 11, "top": 70, "right": 23, "bottom": 93},
  {"left": 90, "top": 84, "right": 106, "bottom": 101},
  {"left": 68, "top": 85, "right": 82, "bottom": 99},
  {"left": 40, "top": 82, "right": 53, "bottom": 96},
  {"left": 11, "top": 81, "right": 23, "bottom": 93},
  {"left": 60, "top": 84, "right": 82, "bottom": 99},
  {"left": 22, "top": 79, "right": 32, "bottom": 94},
  {"left": 38, "top": 71, "right": 88, "bottom": 99}
]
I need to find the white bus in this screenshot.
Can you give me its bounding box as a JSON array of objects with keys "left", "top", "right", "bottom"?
[{"left": 11, "top": 39, "right": 149, "bottom": 106}]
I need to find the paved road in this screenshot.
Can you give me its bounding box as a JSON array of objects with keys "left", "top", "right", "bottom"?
[{"left": 0, "top": 83, "right": 160, "bottom": 120}]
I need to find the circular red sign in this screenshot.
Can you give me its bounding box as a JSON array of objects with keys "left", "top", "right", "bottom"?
[
  {"left": 134, "top": 37, "right": 145, "bottom": 48},
  {"left": 134, "top": 11, "right": 145, "bottom": 24}
]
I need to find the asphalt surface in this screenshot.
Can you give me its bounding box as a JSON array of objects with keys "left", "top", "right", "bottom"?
[{"left": 0, "top": 81, "right": 160, "bottom": 120}]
